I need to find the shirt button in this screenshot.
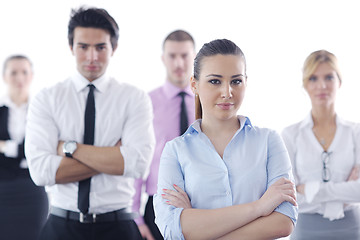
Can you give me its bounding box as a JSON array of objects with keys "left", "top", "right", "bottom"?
[{"left": 226, "top": 191, "right": 230, "bottom": 196}]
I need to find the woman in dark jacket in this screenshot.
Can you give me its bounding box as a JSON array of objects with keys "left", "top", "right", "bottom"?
[{"left": 0, "top": 55, "right": 48, "bottom": 240}]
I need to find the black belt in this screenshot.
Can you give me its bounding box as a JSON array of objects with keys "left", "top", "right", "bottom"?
[{"left": 50, "top": 206, "right": 138, "bottom": 223}]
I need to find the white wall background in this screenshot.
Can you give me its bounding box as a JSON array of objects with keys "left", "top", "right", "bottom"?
[
  {"left": 1, "top": 2, "right": 358, "bottom": 239},
  {"left": 1, "top": 0, "right": 360, "bottom": 133}
]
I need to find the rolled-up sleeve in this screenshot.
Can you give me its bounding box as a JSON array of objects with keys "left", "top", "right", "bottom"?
[
  {"left": 3, "top": 140, "right": 19, "bottom": 158},
  {"left": 154, "top": 141, "right": 185, "bottom": 240},
  {"left": 281, "top": 127, "right": 300, "bottom": 184},
  {"left": 132, "top": 178, "right": 145, "bottom": 225},
  {"left": 120, "top": 89, "right": 155, "bottom": 179},
  {"left": 267, "top": 130, "right": 298, "bottom": 224},
  {"left": 25, "top": 89, "right": 62, "bottom": 186}
]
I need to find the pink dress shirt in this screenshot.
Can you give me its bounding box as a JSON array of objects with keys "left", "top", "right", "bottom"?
[{"left": 133, "top": 81, "right": 195, "bottom": 225}]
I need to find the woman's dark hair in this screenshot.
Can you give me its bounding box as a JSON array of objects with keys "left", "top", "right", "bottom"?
[
  {"left": 193, "top": 39, "right": 246, "bottom": 119},
  {"left": 3, "top": 55, "right": 32, "bottom": 76},
  {"left": 193, "top": 39, "right": 246, "bottom": 80},
  {"left": 68, "top": 6, "right": 119, "bottom": 50}
]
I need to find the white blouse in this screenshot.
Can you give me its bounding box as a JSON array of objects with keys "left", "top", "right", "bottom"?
[{"left": 282, "top": 113, "right": 360, "bottom": 220}]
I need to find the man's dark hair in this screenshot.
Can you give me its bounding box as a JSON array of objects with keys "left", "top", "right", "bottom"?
[
  {"left": 162, "top": 30, "right": 195, "bottom": 49},
  {"left": 68, "top": 6, "right": 119, "bottom": 50}
]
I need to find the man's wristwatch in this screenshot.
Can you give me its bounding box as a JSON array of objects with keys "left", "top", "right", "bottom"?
[{"left": 63, "top": 141, "right": 77, "bottom": 158}]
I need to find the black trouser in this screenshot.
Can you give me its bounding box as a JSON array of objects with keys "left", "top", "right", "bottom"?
[
  {"left": 144, "top": 196, "right": 163, "bottom": 240},
  {"left": 39, "top": 214, "right": 143, "bottom": 240}
]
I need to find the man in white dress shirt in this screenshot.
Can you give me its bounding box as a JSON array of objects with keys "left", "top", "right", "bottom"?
[{"left": 25, "top": 6, "right": 155, "bottom": 240}]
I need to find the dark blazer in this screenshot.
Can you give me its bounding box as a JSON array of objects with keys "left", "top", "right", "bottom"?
[{"left": 0, "top": 106, "right": 27, "bottom": 179}]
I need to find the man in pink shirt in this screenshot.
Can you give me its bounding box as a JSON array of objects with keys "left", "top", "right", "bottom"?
[{"left": 133, "top": 30, "right": 196, "bottom": 240}]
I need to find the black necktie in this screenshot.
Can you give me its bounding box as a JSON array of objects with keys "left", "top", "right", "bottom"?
[
  {"left": 78, "top": 84, "right": 95, "bottom": 214},
  {"left": 179, "top": 92, "right": 188, "bottom": 135}
]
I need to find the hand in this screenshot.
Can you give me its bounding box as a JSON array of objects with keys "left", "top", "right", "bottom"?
[
  {"left": 138, "top": 224, "right": 155, "bottom": 240},
  {"left": 347, "top": 165, "right": 360, "bottom": 181},
  {"left": 57, "top": 141, "right": 65, "bottom": 156},
  {"left": 257, "top": 178, "right": 297, "bottom": 217},
  {"left": 162, "top": 184, "right": 192, "bottom": 209},
  {"left": 296, "top": 184, "right": 305, "bottom": 194}
]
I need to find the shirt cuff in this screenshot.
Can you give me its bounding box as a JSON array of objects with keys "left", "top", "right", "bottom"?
[
  {"left": 19, "top": 159, "right": 28, "bottom": 168},
  {"left": 3, "top": 140, "right": 18, "bottom": 158},
  {"left": 120, "top": 145, "right": 148, "bottom": 179},
  {"left": 134, "top": 216, "right": 145, "bottom": 225},
  {"left": 304, "top": 181, "right": 321, "bottom": 203},
  {"left": 274, "top": 201, "right": 298, "bottom": 225},
  {"left": 323, "top": 202, "right": 344, "bottom": 221},
  {"left": 168, "top": 207, "right": 185, "bottom": 239}
]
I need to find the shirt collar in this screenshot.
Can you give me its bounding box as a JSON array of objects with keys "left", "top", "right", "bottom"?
[
  {"left": 71, "top": 70, "right": 110, "bottom": 93},
  {"left": 186, "top": 115, "right": 253, "bottom": 135},
  {"left": 299, "top": 111, "right": 346, "bottom": 129},
  {"left": 299, "top": 112, "right": 314, "bottom": 129},
  {"left": 335, "top": 115, "right": 348, "bottom": 127},
  {"left": 0, "top": 95, "right": 28, "bottom": 110},
  {"left": 162, "top": 80, "right": 193, "bottom": 99}
]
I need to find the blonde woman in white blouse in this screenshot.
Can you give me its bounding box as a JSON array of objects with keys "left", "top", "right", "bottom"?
[{"left": 282, "top": 50, "right": 360, "bottom": 239}]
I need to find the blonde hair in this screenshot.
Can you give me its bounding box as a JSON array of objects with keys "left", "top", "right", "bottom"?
[{"left": 302, "top": 50, "right": 342, "bottom": 86}]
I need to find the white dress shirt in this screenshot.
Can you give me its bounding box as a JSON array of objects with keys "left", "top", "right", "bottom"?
[
  {"left": 0, "top": 95, "right": 28, "bottom": 168},
  {"left": 282, "top": 113, "right": 360, "bottom": 220},
  {"left": 25, "top": 71, "right": 155, "bottom": 214}
]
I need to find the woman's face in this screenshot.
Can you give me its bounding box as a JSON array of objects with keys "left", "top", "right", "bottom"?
[
  {"left": 304, "top": 62, "right": 340, "bottom": 108},
  {"left": 192, "top": 54, "right": 247, "bottom": 121},
  {"left": 3, "top": 58, "right": 33, "bottom": 96}
]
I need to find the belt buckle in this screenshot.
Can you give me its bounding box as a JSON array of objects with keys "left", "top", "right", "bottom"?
[{"left": 79, "top": 212, "right": 97, "bottom": 223}]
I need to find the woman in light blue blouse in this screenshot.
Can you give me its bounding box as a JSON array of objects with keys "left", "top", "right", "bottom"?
[{"left": 154, "top": 39, "right": 298, "bottom": 239}]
